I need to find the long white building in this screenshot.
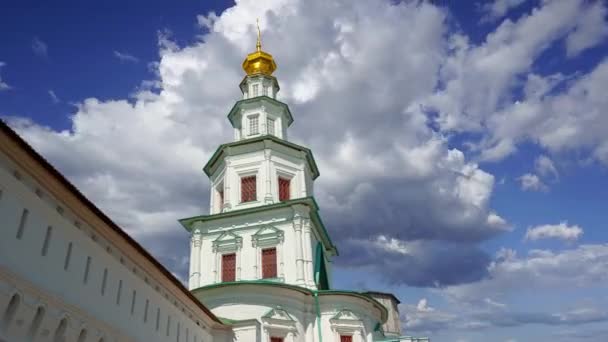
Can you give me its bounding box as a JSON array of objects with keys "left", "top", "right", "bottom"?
[{"left": 0, "top": 29, "right": 429, "bottom": 342}]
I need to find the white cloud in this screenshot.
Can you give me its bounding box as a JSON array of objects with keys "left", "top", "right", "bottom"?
[
  {"left": 415, "top": 0, "right": 608, "bottom": 166},
  {"left": 525, "top": 222, "right": 583, "bottom": 242},
  {"left": 9, "top": 0, "right": 504, "bottom": 285},
  {"left": 48, "top": 90, "right": 60, "bottom": 104},
  {"left": 517, "top": 173, "right": 546, "bottom": 191},
  {"left": 113, "top": 50, "right": 140, "bottom": 63},
  {"left": 534, "top": 155, "right": 558, "bottom": 180},
  {"left": 480, "top": 0, "right": 526, "bottom": 21},
  {"left": 441, "top": 244, "right": 608, "bottom": 305},
  {"left": 0, "top": 62, "right": 10, "bottom": 91},
  {"left": 32, "top": 37, "right": 48, "bottom": 57},
  {"left": 565, "top": 1, "right": 608, "bottom": 57}
]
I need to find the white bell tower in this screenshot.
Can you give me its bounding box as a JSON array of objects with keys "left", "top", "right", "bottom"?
[{"left": 180, "top": 23, "right": 336, "bottom": 291}]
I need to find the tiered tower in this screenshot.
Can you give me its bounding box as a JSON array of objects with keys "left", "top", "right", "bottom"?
[
  {"left": 179, "top": 24, "right": 422, "bottom": 342},
  {"left": 180, "top": 23, "right": 337, "bottom": 291}
]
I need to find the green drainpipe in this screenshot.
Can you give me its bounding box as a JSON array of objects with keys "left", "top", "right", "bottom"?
[{"left": 314, "top": 291, "right": 323, "bottom": 342}]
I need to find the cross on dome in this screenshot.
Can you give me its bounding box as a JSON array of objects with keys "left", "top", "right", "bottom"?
[{"left": 242, "top": 19, "right": 277, "bottom": 76}]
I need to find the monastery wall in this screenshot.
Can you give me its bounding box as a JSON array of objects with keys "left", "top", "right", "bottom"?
[{"left": 0, "top": 132, "right": 229, "bottom": 342}]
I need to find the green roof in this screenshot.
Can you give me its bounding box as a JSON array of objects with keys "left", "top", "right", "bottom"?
[
  {"left": 203, "top": 134, "right": 320, "bottom": 179},
  {"left": 179, "top": 197, "right": 337, "bottom": 256}
]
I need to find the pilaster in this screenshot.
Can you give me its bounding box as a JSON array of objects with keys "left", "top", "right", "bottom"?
[
  {"left": 293, "top": 214, "right": 305, "bottom": 285},
  {"left": 264, "top": 149, "right": 274, "bottom": 204}
]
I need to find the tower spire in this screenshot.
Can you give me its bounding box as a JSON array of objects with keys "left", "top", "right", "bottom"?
[
  {"left": 256, "top": 18, "right": 262, "bottom": 52},
  {"left": 242, "top": 19, "right": 277, "bottom": 76}
]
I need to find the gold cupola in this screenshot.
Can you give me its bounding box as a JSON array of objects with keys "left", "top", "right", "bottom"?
[{"left": 242, "top": 20, "right": 277, "bottom": 76}]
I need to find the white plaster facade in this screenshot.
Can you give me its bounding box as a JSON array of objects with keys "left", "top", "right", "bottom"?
[{"left": 0, "top": 124, "right": 231, "bottom": 342}]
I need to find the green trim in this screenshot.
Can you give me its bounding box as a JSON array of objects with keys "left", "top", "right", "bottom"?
[
  {"left": 179, "top": 197, "right": 337, "bottom": 256},
  {"left": 191, "top": 281, "right": 388, "bottom": 324},
  {"left": 227, "top": 96, "right": 293, "bottom": 127},
  {"left": 192, "top": 280, "right": 312, "bottom": 296},
  {"left": 314, "top": 291, "right": 323, "bottom": 342},
  {"left": 203, "top": 134, "right": 320, "bottom": 180},
  {"left": 314, "top": 242, "right": 330, "bottom": 290}
]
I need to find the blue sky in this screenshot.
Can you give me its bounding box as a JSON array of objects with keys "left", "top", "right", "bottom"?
[{"left": 2, "top": 1, "right": 608, "bottom": 341}]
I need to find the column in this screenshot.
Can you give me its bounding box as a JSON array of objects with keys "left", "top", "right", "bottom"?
[
  {"left": 299, "top": 166, "right": 307, "bottom": 198},
  {"left": 294, "top": 214, "right": 305, "bottom": 284},
  {"left": 223, "top": 160, "right": 232, "bottom": 211},
  {"left": 264, "top": 149, "right": 273, "bottom": 204},
  {"left": 191, "top": 229, "right": 202, "bottom": 289},
  {"left": 302, "top": 220, "right": 313, "bottom": 287}
]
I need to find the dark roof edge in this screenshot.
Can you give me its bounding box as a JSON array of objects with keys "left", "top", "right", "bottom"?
[
  {"left": 0, "top": 119, "right": 226, "bottom": 327},
  {"left": 362, "top": 291, "right": 401, "bottom": 304}
]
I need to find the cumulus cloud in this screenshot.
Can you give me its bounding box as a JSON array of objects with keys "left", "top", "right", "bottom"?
[
  {"left": 415, "top": 0, "right": 608, "bottom": 164},
  {"left": 565, "top": 1, "right": 608, "bottom": 58},
  {"left": 0, "top": 62, "right": 10, "bottom": 91},
  {"left": 480, "top": 0, "right": 526, "bottom": 21},
  {"left": 524, "top": 222, "right": 583, "bottom": 242},
  {"left": 6, "top": 0, "right": 607, "bottom": 293},
  {"left": 113, "top": 50, "right": 140, "bottom": 63},
  {"left": 517, "top": 173, "right": 546, "bottom": 191},
  {"left": 534, "top": 154, "right": 558, "bottom": 180},
  {"left": 32, "top": 37, "right": 48, "bottom": 57},
  {"left": 402, "top": 244, "right": 608, "bottom": 333},
  {"left": 7, "top": 0, "right": 511, "bottom": 287},
  {"left": 441, "top": 244, "right": 608, "bottom": 305}
]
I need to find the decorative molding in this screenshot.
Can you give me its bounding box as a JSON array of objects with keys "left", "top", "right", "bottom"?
[
  {"left": 192, "top": 229, "right": 202, "bottom": 248},
  {"left": 330, "top": 309, "right": 365, "bottom": 339},
  {"left": 251, "top": 226, "right": 284, "bottom": 248},
  {"left": 212, "top": 231, "right": 243, "bottom": 252},
  {"left": 262, "top": 306, "right": 297, "bottom": 341},
  {"left": 262, "top": 306, "right": 295, "bottom": 322}
]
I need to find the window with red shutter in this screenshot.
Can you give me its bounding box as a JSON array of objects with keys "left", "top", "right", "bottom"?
[
  {"left": 270, "top": 337, "right": 283, "bottom": 342},
  {"left": 221, "top": 253, "right": 236, "bottom": 282},
  {"left": 340, "top": 335, "right": 352, "bottom": 342},
  {"left": 262, "top": 248, "right": 277, "bottom": 278},
  {"left": 241, "top": 176, "right": 257, "bottom": 202},
  {"left": 278, "top": 177, "right": 290, "bottom": 201}
]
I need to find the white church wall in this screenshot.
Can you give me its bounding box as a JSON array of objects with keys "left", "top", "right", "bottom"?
[
  {"left": 190, "top": 199, "right": 331, "bottom": 291},
  {"left": 0, "top": 146, "right": 226, "bottom": 342}
]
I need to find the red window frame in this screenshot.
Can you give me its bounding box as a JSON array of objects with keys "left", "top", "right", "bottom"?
[
  {"left": 278, "top": 177, "right": 290, "bottom": 201},
  {"left": 340, "top": 335, "right": 352, "bottom": 342},
  {"left": 241, "top": 176, "right": 257, "bottom": 202},
  {"left": 221, "top": 253, "right": 236, "bottom": 282},
  {"left": 262, "top": 247, "right": 277, "bottom": 279}
]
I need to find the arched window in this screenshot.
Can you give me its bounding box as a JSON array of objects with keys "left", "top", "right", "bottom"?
[
  {"left": 27, "top": 306, "right": 45, "bottom": 341},
  {"left": 53, "top": 318, "right": 68, "bottom": 342},
  {"left": 77, "top": 328, "right": 88, "bottom": 342},
  {"left": 2, "top": 293, "right": 20, "bottom": 332}
]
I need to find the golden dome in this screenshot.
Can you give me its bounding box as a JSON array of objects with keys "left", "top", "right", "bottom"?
[{"left": 242, "top": 20, "right": 277, "bottom": 76}]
